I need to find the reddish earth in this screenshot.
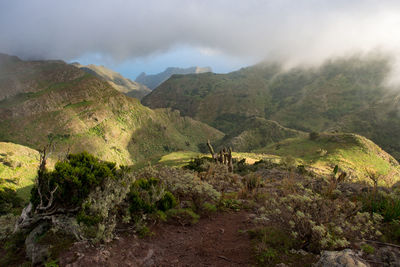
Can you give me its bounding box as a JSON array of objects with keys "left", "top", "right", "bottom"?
[{"left": 60, "top": 211, "right": 255, "bottom": 266}]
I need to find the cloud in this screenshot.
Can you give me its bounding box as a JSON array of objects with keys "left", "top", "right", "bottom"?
[{"left": 1, "top": 0, "right": 400, "bottom": 69}]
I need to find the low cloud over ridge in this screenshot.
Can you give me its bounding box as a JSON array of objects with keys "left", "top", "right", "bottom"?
[{"left": 1, "top": 0, "right": 400, "bottom": 69}]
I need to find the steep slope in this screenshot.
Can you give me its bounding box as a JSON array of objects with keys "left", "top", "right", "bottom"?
[
  {"left": 72, "top": 63, "right": 151, "bottom": 99},
  {"left": 0, "top": 54, "right": 223, "bottom": 166},
  {"left": 0, "top": 142, "right": 39, "bottom": 199},
  {"left": 142, "top": 55, "right": 400, "bottom": 160},
  {"left": 256, "top": 132, "right": 400, "bottom": 184},
  {"left": 217, "top": 116, "right": 305, "bottom": 152},
  {"left": 136, "top": 66, "right": 212, "bottom": 90}
]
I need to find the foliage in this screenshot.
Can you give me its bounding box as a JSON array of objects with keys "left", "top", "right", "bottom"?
[
  {"left": 249, "top": 227, "right": 298, "bottom": 265},
  {"left": 127, "top": 177, "right": 176, "bottom": 216},
  {"left": 360, "top": 243, "right": 375, "bottom": 254},
  {"left": 166, "top": 208, "right": 200, "bottom": 226},
  {"left": 0, "top": 231, "right": 28, "bottom": 266},
  {"left": 256, "top": 182, "right": 383, "bottom": 252},
  {"left": 0, "top": 214, "right": 19, "bottom": 240},
  {"left": 0, "top": 187, "right": 22, "bottom": 214},
  {"left": 30, "top": 152, "right": 117, "bottom": 209},
  {"left": 361, "top": 191, "right": 400, "bottom": 222},
  {"left": 137, "top": 166, "right": 221, "bottom": 210},
  {"left": 76, "top": 165, "right": 134, "bottom": 242},
  {"left": 184, "top": 157, "right": 213, "bottom": 172}
]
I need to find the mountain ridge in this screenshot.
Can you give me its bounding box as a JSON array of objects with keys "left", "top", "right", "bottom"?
[
  {"left": 136, "top": 66, "right": 212, "bottom": 90},
  {"left": 71, "top": 63, "right": 151, "bottom": 99},
  {"left": 142, "top": 55, "right": 400, "bottom": 160}
]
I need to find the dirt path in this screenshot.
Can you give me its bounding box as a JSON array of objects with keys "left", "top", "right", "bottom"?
[{"left": 60, "top": 211, "right": 255, "bottom": 266}]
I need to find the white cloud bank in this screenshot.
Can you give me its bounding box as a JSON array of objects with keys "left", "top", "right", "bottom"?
[{"left": 1, "top": 0, "right": 400, "bottom": 71}]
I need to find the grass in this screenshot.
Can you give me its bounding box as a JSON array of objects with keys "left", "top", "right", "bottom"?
[
  {"left": 0, "top": 142, "right": 40, "bottom": 201},
  {"left": 255, "top": 133, "right": 400, "bottom": 185}
]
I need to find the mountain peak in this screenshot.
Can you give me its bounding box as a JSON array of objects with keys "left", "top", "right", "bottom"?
[{"left": 135, "top": 66, "right": 212, "bottom": 90}]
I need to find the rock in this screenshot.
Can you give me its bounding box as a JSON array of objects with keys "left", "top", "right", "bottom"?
[
  {"left": 376, "top": 246, "right": 400, "bottom": 267},
  {"left": 276, "top": 263, "right": 289, "bottom": 267},
  {"left": 25, "top": 223, "right": 51, "bottom": 265},
  {"left": 290, "top": 248, "right": 308, "bottom": 256},
  {"left": 314, "top": 249, "right": 369, "bottom": 267}
]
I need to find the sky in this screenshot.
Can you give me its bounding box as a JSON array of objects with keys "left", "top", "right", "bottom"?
[{"left": 1, "top": 0, "right": 400, "bottom": 80}]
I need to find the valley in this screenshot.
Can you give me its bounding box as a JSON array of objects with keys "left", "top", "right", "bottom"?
[{"left": 1, "top": 53, "right": 400, "bottom": 266}]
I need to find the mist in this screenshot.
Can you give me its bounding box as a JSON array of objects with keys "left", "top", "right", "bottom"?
[{"left": 1, "top": 0, "right": 400, "bottom": 78}]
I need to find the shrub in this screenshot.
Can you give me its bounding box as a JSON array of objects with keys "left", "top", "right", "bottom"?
[
  {"left": 257, "top": 183, "right": 383, "bottom": 252},
  {"left": 137, "top": 167, "right": 221, "bottom": 210},
  {"left": 199, "top": 163, "right": 241, "bottom": 193},
  {"left": 184, "top": 157, "right": 212, "bottom": 172},
  {"left": 127, "top": 177, "right": 176, "bottom": 216},
  {"left": 249, "top": 227, "right": 297, "bottom": 265},
  {"left": 30, "top": 152, "right": 117, "bottom": 209},
  {"left": 0, "top": 187, "right": 22, "bottom": 215},
  {"left": 360, "top": 243, "right": 375, "bottom": 254},
  {"left": 200, "top": 202, "right": 217, "bottom": 217},
  {"left": 166, "top": 208, "right": 200, "bottom": 226},
  {"left": 361, "top": 191, "right": 400, "bottom": 222}
]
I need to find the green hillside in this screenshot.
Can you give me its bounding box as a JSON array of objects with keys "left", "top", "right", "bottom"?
[
  {"left": 0, "top": 54, "right": 223, "bottom": 166},
  {"left": 217, "top": 116, "right": 305, "bottom": 152},
  {"left": 72, "top": 63, "right": 151, "bottom": 99},
  {"left": 142, "top": 55, "right": 400, "bottom": 160},
  {"left": 255, "top": 133, "right": 400, "bottom": 185},
  {"left": 0, "top": 142, "right": 40, "bottom": 200}
]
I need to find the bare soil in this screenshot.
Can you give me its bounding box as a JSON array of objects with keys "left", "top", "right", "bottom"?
[{"left": 60, "top": 211, "right": 255, "bottom": 266}]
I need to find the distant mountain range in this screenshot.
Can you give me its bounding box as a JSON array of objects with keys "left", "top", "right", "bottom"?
[
  {"left": 136, "top": 66, "right": 212, "bottom": 90},
  {"left": 72, "top": 63, "right": 151, "bottom": 99},
  {"left": 142, "top": 55, "right": 400, "bottom": 160}
]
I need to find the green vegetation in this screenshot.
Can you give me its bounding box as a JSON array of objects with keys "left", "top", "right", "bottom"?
[
  {"left": 0, "top": 55, "right": 223, "bottom": 168},
  {"left": 143, "top": 55, "right": 400, "bottom": 160},
  {"left": 256, "top": 133, "right": 400, "bottom": 185},
  {"left": 30, "top": 152, "right": 117, "bottom": 208}
]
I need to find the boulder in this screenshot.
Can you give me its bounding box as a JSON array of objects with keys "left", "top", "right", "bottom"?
[
  {"left": 314, "top": 249, "right": 369, "bottom": 267},
  {"left": 25, "top": 223, "right": 51, "bottom": 265}
]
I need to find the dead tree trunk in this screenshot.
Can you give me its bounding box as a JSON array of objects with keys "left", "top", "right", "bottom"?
[
  {"left": 207, "top": 139, "right": 218, "bottom": 163},
  {"left": 227, "top": 147, "right": 233, "bottom": 172},
  {"left": 206, "top": 141, "right": 234, "bottom": 172}
]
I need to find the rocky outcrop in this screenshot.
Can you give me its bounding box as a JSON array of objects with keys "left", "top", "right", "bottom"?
[{"left": 314, "top": 249, "right": 369, "bottom": 267}]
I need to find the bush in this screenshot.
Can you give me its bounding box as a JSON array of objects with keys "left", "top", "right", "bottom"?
[
  {"left": 0, "top": 187, "right": 22, "bottom": 215},
  {"left": 128, "top": 177, "right": 176, "bottom": 216},
  {"left": 249, "top": 227, "right": 297, "bottom": 265},
  {"left": 361, "top": 191, "right": 400, "bottom": 222},
  {"left": 30, "top": 152, "right": 117, "bottom": 209},
  {"left": 257, "top": 183, "right": 383, "bottom": 252},
  {"left": 184, "top": 157, "right": 212, "bottom": 172},
  {"left": 166, "top": 208, "right": 200, "bottom": 226},
  {"left": 137, "top": 167, "right": 221, "bottom": 210}
]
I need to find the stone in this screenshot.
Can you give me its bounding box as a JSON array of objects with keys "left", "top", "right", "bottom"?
[
  {"left": 25, "top": 223, "right": 51, "bottom": 265},
  {"left": 314, "top": 249, "right": 369, "bottom": 267}
]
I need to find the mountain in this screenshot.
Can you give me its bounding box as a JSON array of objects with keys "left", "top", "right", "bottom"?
[
  {"left": 142, "top": 55, "right": 400, "bottom": 160},
  {"left": 217, "top": 116, "right": 305, "bottom": 152},
  {"left": 72, "top": 63, "right": 151, "bottom": 99},
  {"left": 136, "top": 66, "right": 212, "bottom": 90},
  {"left": 0, "top": 54, "right": 223, "bottom": 166}
]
